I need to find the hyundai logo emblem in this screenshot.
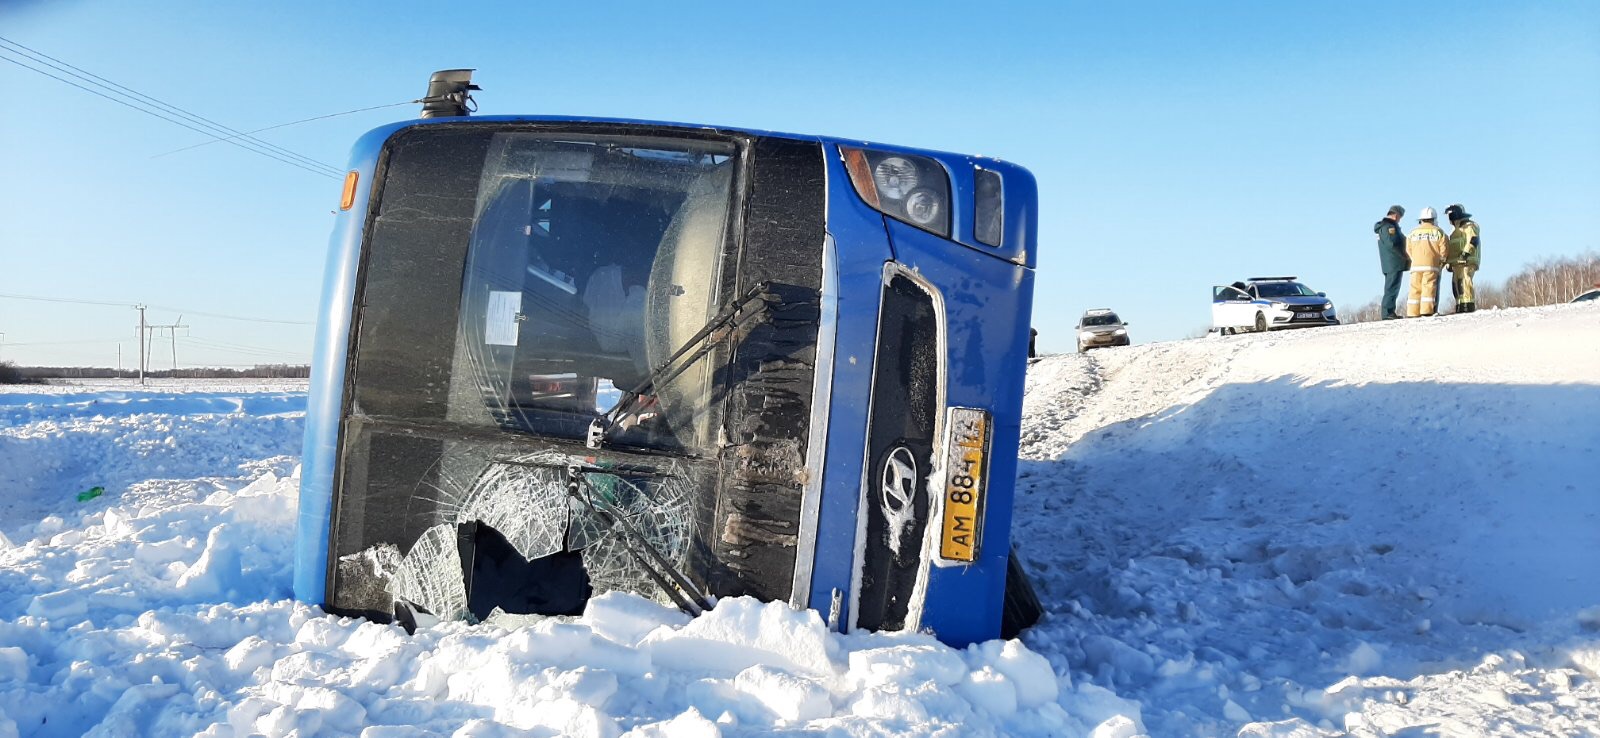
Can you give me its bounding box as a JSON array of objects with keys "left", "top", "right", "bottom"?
[
  {"left": 881, "top": 446, "right": 918, "bottom": 512},
  {"left": 880, "top": 446, "right": 920, "bottom": 557}
]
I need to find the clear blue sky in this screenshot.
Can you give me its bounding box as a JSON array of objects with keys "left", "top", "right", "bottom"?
[{"left": 2, "top": 0, "right": 1597, "bottom": 367}]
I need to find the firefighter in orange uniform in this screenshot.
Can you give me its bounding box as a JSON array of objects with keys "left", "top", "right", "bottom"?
[
  {"left": 1445, "top": 204, "right": 1481, "bottom": 313},
  {"left": 1404, "top": 207, "right": 1449, "bottom": 317}
]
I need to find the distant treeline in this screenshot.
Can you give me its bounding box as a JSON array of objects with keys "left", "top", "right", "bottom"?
[
  {"left": 1343, "top": 252, "right": 1600, "bottom": 324},
  {"left": 0, "top": 362, "right": 310, "bottom": 383}
]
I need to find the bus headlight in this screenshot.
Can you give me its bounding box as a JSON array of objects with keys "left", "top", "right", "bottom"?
[
  {"left": 904, "top": 188, "right": 943, "bottom": 227},
  {"left": 872, "top": 157, "right": 919, "bottom": 200},
  {"left": 841, "top": 146, "right": 951, "bottom": 237}
]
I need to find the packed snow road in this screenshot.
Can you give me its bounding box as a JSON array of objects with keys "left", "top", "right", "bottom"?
[{"left": 0, "top": 304, "right": 1597, "bottom": 737}]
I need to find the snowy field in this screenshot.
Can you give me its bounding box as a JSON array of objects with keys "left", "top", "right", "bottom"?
[{"left": 1, "top": 305, "right": 1597, "bottom": 737}]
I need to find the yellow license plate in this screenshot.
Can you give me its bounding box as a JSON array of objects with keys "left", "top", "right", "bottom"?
[{"left": 939, "top": 407, "right": 991, "bottom": 563}]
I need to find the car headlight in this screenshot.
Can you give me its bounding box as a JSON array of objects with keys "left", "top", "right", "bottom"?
[
  {"left": 1113, "top": 328, "right": 1126, "bottom": 335},
  {"left": 1271, "top": 302, "right": 1291, "bottom": 311},
  {"left": 1322, "top": 302, "right": 1333, "bottom": 311},
  {"left": 1079, "top": 331, "right": 1095, "bottom": 340}
]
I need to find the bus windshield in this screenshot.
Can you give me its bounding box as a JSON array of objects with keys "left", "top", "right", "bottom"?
[{"left": 351, "top": 127, "right": 739, "bottom": 455}]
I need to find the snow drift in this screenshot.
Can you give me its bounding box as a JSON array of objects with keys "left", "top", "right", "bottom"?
[{"left": 1, "top": 304, "right": 1597, "bottom": 736}]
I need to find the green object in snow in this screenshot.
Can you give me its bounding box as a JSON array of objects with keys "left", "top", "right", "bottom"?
[{"left": 76, "top": 486, "right": 105, "bottom": 503}]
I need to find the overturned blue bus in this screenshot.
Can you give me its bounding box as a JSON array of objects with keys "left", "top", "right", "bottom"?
[{"left": 294, "top": 71, "right": 1040, "bottom": 646}]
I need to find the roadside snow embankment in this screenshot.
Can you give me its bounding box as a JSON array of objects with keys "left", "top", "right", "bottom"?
[
  {"left": 0, "top": 383, "right": 1127, "bottom": 737},
  {"left": 1, "top": 305, "right": 1596, "bottom": 737},
  {"left": 1016, "top": 303, "right": 1600, "bottom": 735}
]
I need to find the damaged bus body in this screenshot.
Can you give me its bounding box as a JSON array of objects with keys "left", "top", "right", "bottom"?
[{"left": 294, "top": 73, "right": 1039, "bottom": 646}]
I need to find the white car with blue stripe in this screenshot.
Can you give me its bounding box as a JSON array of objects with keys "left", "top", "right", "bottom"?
[{"left": 1211, "top": 276, "right": 1338, "bottom": 334}]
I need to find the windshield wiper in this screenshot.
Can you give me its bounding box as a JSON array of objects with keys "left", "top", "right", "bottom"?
[
  {"left": 485, "top": 457, "right": 714, "bottom": 616},
  {"left": 586, "top": 281, "right": 782, "bottom": 450},
  {"left": 563, "top": 463, "right": 714, "bottom": 615}
]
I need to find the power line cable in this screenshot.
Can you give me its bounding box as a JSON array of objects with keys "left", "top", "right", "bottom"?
[
  {"left": 0, "top": 45, "right": 339, "bottom": 179},
  {"left": 183, "top": 362, "right": 310, "bottom": 368},
  {"left": 8, "top": 335, "right": 307, "bottom": 364},
  {"left": 0, "top": 292, "right": 133, "bottom": 308},
  {"left": 0, "top": 293, "right": 314, "bottom": 325},
  {"left": 185, "top": 335, "right": 309, "bottom": 357},
  {"left": 153, "top": 100, "right": 415, "bottom": 159},
  {"left": 2, "top": 338, "right": 124, "bottom": 346},
  {"left": 0, "top": 52, "right": 339, "bottom": 181},
  {"left": 147, "top": 305, "right": 312, "bottom": 326},
  {"left": 0, "top": 35, "right": 342, "bottom": 176}
]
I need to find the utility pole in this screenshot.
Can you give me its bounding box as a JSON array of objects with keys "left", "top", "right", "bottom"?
[
  {"left": 134, "top": 304, "right": 147, "bottom": 386},
  {"left": 147, "top": 317, "right": 189, "bottom": 377}
]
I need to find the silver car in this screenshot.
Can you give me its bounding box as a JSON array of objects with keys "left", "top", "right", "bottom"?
[{"left": 1077, "top": 309, "right": 1130, "bottom": 352}]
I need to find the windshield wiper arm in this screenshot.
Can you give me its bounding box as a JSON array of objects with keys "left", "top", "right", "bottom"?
[
  {"left": 587, "top": 281, "right": 781, "bottom": 449},
  {"left": 485, "top": 457, "right": 715, "bottom": 616},
  {"left": 564, "top": 464, "right": 715, "bottom": 615}
]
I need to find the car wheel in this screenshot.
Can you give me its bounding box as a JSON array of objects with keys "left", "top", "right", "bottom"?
[{"left": 1255, "top": 312, "right": 1267, "bottom": 333}]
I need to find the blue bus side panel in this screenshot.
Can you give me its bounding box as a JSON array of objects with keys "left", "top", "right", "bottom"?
[{"left": 887, "top": 220, "right": 1036, "bottom": 647}]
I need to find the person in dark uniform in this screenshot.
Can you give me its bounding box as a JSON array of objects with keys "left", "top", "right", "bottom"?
[{"left": 1374, "top": 205, "right": 1409, "bottom": 320}]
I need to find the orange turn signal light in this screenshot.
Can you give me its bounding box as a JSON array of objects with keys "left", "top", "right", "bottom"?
[
  {"left": 339, "top": 171, "right": 359, "bottom": 211},
  {"left": 840, "top": 146, "right": 880, "bottom": 209}
]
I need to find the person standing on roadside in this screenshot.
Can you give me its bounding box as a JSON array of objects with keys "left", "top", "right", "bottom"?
[
  {"left": 1374, "top": 205, "right": 1409, "bottom": 319},
  {"left": 1445, "top": 204, "right": 1481, "bottom": 313},
  {"left": 1405, "top": 207, "right": 1449, "bottom": 317}
]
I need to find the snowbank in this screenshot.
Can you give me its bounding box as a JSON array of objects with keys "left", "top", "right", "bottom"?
[
  {"left": 0, "top": 385, "right": 1128, "bottom": 737},
  {"left": 1016, "top": 303, "right": 1600, "bottom": 734},
  {"left": 1, "top": 303, "right": 1597, "bottom": 736}
]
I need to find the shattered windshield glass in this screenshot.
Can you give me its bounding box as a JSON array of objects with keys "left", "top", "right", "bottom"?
[{"left": 333, "top": 441, "right": 706, "bottom": 621}]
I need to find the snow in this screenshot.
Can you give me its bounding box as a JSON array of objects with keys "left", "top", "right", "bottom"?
[
  {"left": 1, "top": 303, "right": 1597, "bottom": 736},
  {"left": 1015, "top": 303, "right": 1600, "bottom": 734}
]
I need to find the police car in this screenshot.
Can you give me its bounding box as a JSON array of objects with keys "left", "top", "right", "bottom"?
[
  {"left": 1077, "top": 308, "right": 1130, "bottom": 351},
  {"left": 1211, "top": 277, "right": 1338, "bottom": 334}
]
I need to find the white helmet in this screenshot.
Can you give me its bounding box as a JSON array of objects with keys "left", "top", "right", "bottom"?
[{"left": 1419, "top": 207, "right": 1436, "bottom": 220}]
